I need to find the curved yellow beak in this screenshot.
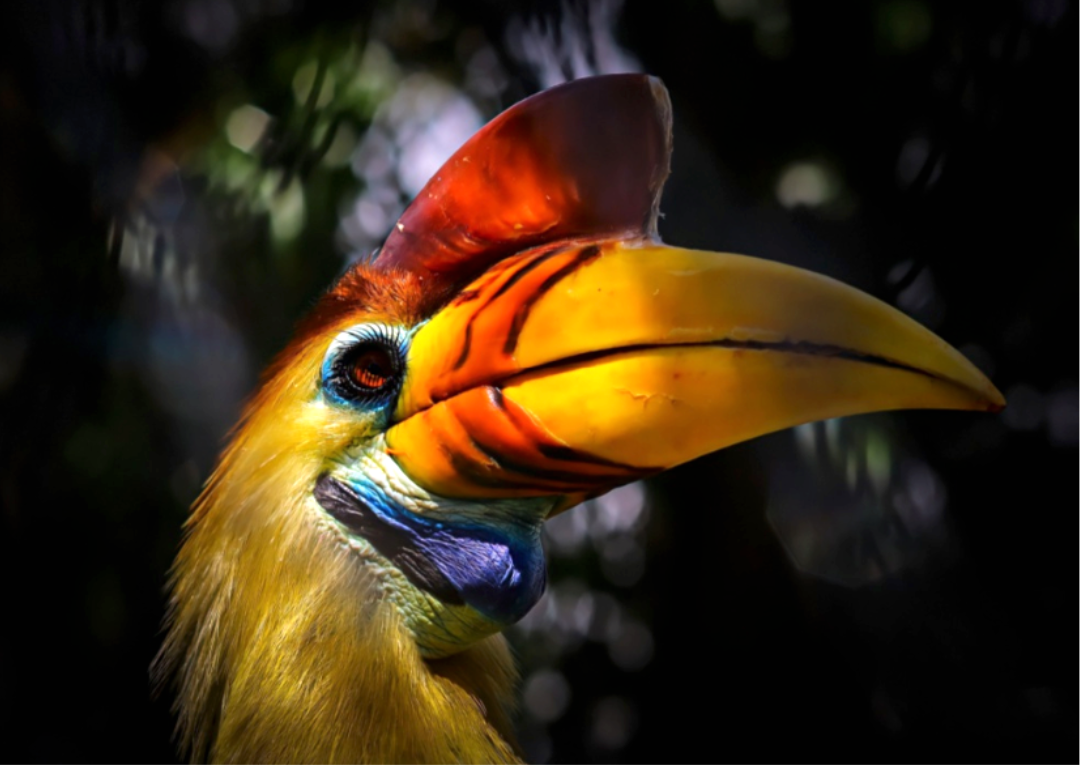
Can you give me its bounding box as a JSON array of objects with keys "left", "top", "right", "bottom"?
[{"left": 387, "top": 240, "right": 1004, "bottom": 504}]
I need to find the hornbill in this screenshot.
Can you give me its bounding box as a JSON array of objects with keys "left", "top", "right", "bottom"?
[{"left": 157, "top": 74, "right": 1004, "bottom": 763}]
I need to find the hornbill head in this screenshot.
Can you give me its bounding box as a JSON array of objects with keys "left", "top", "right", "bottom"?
[{"left": 160, "top": 74, "right": 1003, "bottom": 761}]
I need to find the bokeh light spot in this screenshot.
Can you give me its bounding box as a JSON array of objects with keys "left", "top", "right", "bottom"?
[
  {"left": 776, "top": 162, "right": 838, "bottom": 209},
  {"left": 1003, "top": 384, "right": 1046, "bottom": 432},
  {"left": 225, "top": 105, "right": 271, "bottom": 154},
  {"left": 607, "top": 622, "right": 654, "bottom": 672},
  {"left": 292, "top": 61, "right": 337, "bottom": 109},
  {"left": 523, "top": 670, "right": 572, "bottom": 723},
  {"left": 589, "top": 697, "right": 639, "bottom": 752},
  {"left": 269, "top": 180, "right": 306, "bottom": 243},
  {"left": 1046, "top": 386, "right": 1079, "bottom": 447}
]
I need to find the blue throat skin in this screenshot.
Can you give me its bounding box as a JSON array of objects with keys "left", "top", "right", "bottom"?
[{"left": 314, "top": 474, "right": 547, "bottom": 626}]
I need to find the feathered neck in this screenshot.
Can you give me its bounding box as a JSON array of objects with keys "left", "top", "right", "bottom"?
[{"left": 156, "top": 339, "right": 523, "bottom": 764}]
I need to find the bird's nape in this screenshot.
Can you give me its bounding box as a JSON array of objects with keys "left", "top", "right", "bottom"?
[{"left": 157, "top": 74, "right": 1003, "bottom": 763}]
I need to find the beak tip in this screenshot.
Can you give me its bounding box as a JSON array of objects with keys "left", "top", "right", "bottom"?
[
  {"left": 953, "top": 359, "right": 1006, "bottom": 415},
  {"left": 979, "top": 374, "right": 1007, "bottom": 414},
  {"left": 971, "top": 380, "right": 1006, "bottom": 414}
]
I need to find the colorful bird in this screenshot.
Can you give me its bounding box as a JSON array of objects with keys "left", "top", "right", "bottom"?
[{"left": 156, "top": 74, "right": 1004, "bottom": 763}]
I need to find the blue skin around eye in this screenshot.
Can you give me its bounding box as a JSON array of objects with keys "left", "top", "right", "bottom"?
[{"left": 350, "top": 476, "right": 547, "bottom": 625}]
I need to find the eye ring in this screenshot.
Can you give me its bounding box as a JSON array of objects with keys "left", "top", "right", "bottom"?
[{"left": 322, "top": 324, "right": 408, "bottom": 408}]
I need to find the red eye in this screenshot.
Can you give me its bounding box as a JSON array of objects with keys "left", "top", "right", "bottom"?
[{"left": 349, "top": 346, "right": 394, "bottom": 391}]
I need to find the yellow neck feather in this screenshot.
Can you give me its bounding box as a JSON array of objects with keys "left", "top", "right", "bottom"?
[{"left": 157, "top": 346, "right": 523, "bottom": 763}]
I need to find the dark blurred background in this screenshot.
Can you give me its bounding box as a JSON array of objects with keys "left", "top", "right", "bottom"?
[{"left": 0, "top": 0, "right": 1074, "bottom": 763}]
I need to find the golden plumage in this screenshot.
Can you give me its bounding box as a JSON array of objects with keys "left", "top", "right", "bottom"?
[{"left": 157, "top": 267, "right": 524, "bottom": 763}]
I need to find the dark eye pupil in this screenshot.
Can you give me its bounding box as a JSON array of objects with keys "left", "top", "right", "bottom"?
[{"left": 352, "top": 349, "right": 391, "bottom": 390}]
